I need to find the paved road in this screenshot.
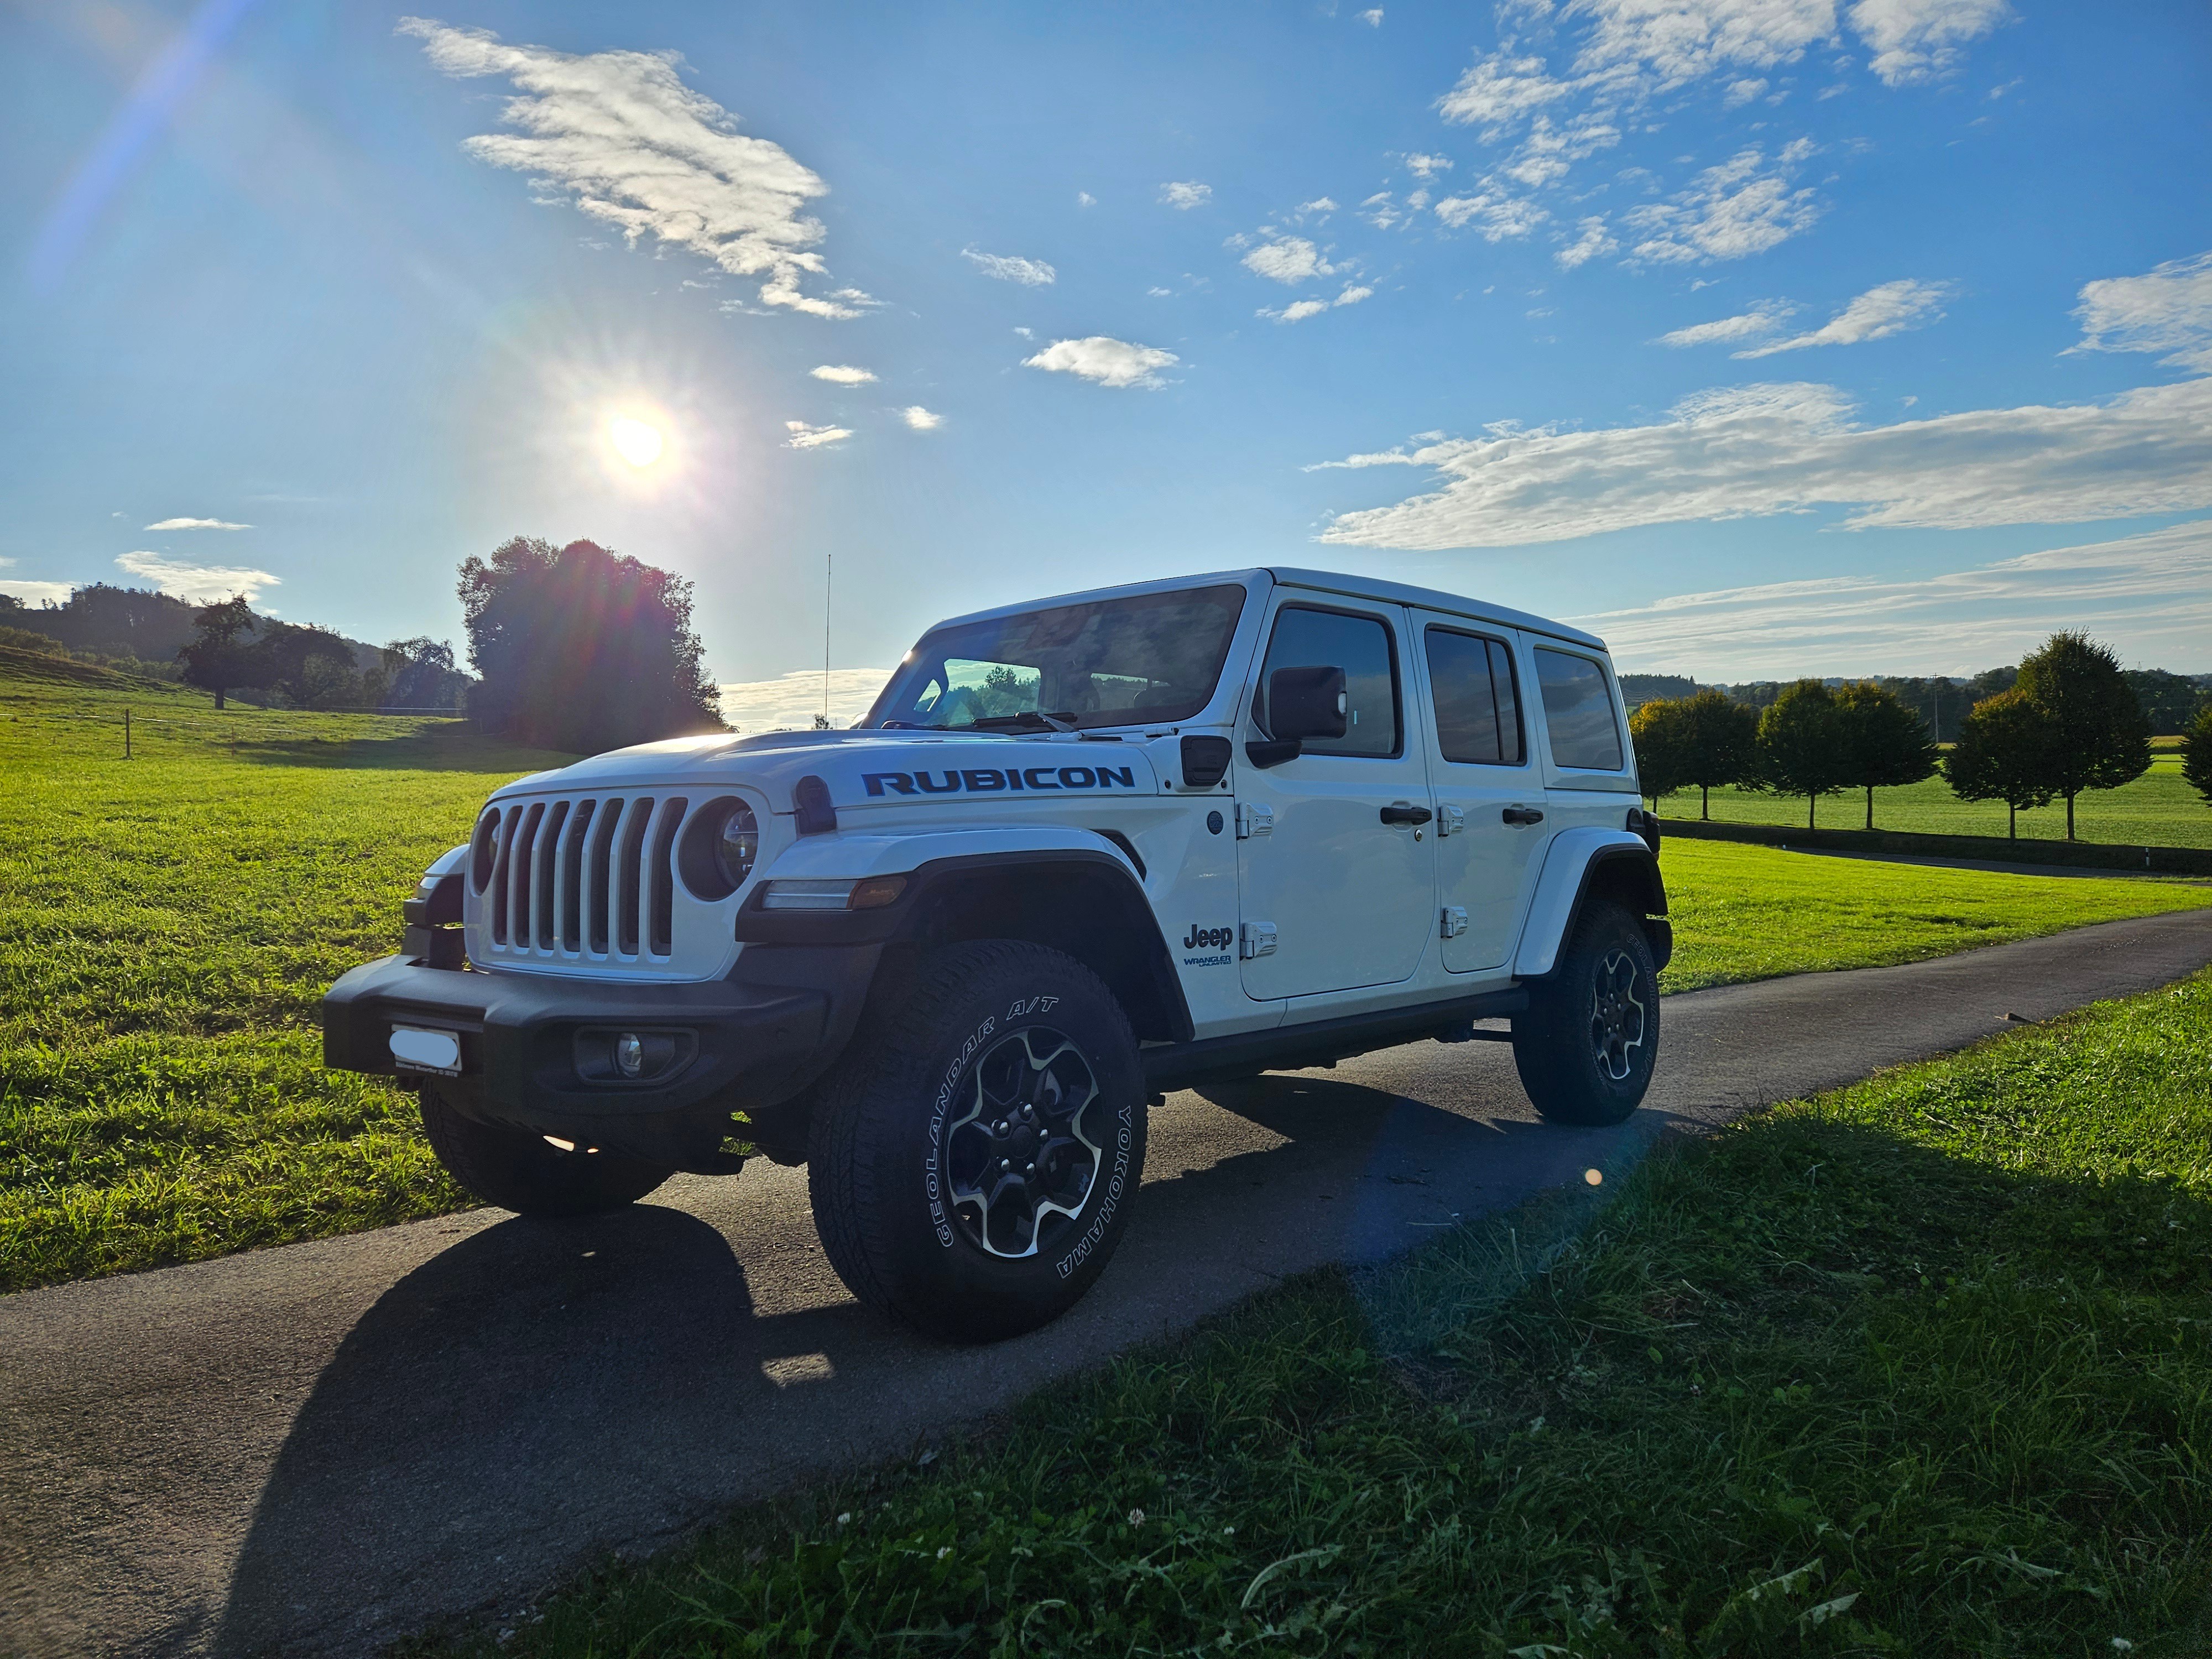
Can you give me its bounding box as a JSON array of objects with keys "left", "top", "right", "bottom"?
[{"left": 4, "top": 910, "right": 2208, "bottom": 1659}]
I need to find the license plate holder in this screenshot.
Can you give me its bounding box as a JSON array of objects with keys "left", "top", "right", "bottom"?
[{"left": 389, "top": 1025, "right": 463, "bottom": 1077}]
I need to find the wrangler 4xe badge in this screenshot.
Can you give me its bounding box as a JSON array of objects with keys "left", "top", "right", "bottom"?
[{"left": 863, "top": 765, "right": 1138, "bottom": 797}]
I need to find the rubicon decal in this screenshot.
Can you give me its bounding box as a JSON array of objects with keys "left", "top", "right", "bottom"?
[{"left": 863, "top": 765, "right": 1139, "bottom": 797}]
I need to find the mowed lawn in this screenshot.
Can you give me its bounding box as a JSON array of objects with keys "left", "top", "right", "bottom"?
[
  {"left": 2, "top": 658, "right": 2208, "bottom": 1292},
  {"left": 429, "top": 974, "right": 2212, "bottom": 1659},
  {"left": 0, "top": 658, "right": 568, "bottom": 1291},
  {"left": 1657, "top": 753, "right": 2211, "bottom": 847}
]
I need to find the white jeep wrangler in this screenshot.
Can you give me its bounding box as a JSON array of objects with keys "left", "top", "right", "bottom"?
[{"left": 325, "top": 568, "right": 1666, "bottom": 1341}]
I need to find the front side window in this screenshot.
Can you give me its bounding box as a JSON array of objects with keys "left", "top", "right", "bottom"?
[
  {"left": 865, "top": 584, "right": 1246, "bottom": 731},
  {"left": 1534, "top": 648, "right": 1625, "bottom": 770},
  {"left": 1425, "top": 627, "right": 1525, "bottom": 765},
  {"left": 1254, "top": 606, "right": 1400, "bottom": 758}
]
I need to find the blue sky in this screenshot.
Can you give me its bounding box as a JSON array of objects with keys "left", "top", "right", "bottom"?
[{"left": 4, "top": 0, "right": 2208, "bottom": 727}]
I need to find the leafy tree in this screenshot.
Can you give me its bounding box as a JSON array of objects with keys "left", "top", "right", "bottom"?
[
  {"left": 1835, "top": 681, "right": 1939, "bottom": 830},
  {"left": 175, "top": 596, "right": 258, "bottom": 709},
  {"left": 2015, "top": 632, "right": 2153, "bottom": 840},
  {"left": 2183, "top": 705, "right": 2212, "bottom": 808},
  {"left": 1947, "top": 690, "right": 2059, "bottom": 840},
  {"left": 1626, "top": 696, "right": 1693, "bottom": 812},
  {"left": 459, "top": 536, "right": 723, "bottom": 754},
  {"left": 1752, "top": 680, "right": 1853, "bottom": 830},
  {"left": 379, "top": 637, "right": 472, "bottom": 711},
  {"left": 250, "top": 621, "right": 363, "bottom": 709},
  {"left": 2123, "top": 667, "right": 2209, "bottom": 735}
]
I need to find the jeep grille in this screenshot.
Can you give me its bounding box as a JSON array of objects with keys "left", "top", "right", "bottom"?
[{"left": 469, "top": 794, "right": 690, "bottom": 967}]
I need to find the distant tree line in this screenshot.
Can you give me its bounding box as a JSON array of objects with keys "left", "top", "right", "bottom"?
[
  {"left": 1630, "top": 633, "right": 2164, "bottom": 839},
  {"left": 173, "top": 598, "right": 471, "bottom": 712}
]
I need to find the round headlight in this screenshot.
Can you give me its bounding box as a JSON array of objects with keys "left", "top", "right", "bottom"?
[{"left": 714, "top": 800, "right": 759, "bottom": 889}]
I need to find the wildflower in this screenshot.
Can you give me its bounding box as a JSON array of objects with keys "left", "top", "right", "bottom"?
[
  {"left": 1128, "top": 1508, "right": 1146, "bottom": 1526},
  {"left": 837, "top": 1512, "right": 851, "bottom": 1525},
  {"left": 937, "top": 1546, "right": 952, "bottom": 1561}
]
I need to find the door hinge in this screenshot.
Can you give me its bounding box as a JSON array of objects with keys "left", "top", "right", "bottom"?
[
  {"left": 1236, "top": 802, "right": 1274, "bottom": 839},
  {"left": 1439, "top": 905, "right": 1469, "bottom": 940},
  {"left": 1240, "top": 920, "right": 1278, "bottom": 959},
  {"left": 1437, "top": 803, "right": 1465, "bottom": 837}
]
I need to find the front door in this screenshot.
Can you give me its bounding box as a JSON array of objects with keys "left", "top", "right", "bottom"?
[
  {"left": 1236, "top": 598, "right": 1436, "bottom": 1001},
  {"left": 1410, "top": 615, "right": 1551, "bottom": 971}
]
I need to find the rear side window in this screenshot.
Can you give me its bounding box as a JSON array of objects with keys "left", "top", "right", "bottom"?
[
  {"left": 1534, "top": 649, "right": 1624, "bottom": 771},
  {"left": 1255, "top": 606, "right": 1400, "bottom": 758},
  {"left": 1425, "top": 627, "right": 1524, "bottom": 765}
]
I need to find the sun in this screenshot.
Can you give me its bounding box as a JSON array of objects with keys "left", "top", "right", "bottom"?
[{"left": 608, "top": 415, "right": 665, "bottom": 469}]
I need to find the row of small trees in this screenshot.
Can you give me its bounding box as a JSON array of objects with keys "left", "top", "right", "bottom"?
[
  {"left": 1629, "top": 633, "right": 2158, "bottom": 840},
  {"left": 178, "top": 598, "right": 469, "bottom": 712}
]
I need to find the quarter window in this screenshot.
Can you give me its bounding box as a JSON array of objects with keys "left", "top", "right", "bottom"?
[
  {"left": 1534, "top": 649, "right": 1624, "bottom": 771},
  {"left": 1425, "top": 627, "right": 1525, "bottom": 765},
  {"left": 1255, "top": 607, "right": 1400, "bottom": 758}
]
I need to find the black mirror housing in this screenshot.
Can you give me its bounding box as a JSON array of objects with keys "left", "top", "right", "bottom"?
[{"left": 1267, "top": 665, "right": 1348, "bottom": 742}]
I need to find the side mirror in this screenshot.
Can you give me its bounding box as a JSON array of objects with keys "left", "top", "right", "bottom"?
[{"left": 1248, "top": 665, "right": 1347, "bottom": 768}]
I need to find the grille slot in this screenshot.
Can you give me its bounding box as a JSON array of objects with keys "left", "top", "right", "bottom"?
[{"left": 469, "top": 792, "right": 721, "bottom": 971}]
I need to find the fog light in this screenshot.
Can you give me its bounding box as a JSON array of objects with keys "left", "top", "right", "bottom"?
[{"left": 617, "top": 1032, "right": 644, "bottom": 1078}]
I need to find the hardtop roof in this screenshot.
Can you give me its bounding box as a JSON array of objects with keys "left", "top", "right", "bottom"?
[{"left": 925, "top": 566, "right": 1608, "bottom": 653}]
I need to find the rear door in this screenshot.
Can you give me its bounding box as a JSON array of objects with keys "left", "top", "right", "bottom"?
[
  {"left": 1235, "top": 597, "right": 1436, "bottom": 1000},
  {"left": 1411, "top": 615, "right": 1551, "bottom": 972}
]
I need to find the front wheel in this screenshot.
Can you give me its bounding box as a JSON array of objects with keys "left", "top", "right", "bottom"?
[
  {"left": 418, "top": 1085, "right": 676, "bottom": 1217},
  {"left": 1511, "top": 900, "right": 1660, "bottom": 1127},
  {"left": 808, "top": 941, "right": 1147, "bottom": 1343}
]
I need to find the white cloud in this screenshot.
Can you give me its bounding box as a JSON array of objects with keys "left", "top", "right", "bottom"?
[
  {"left": 1077, "top": 191, "right": 1097, "bottom": 207},
  {"left": 1624, "top": 141, "right": 1822, "bottom": 263},
  {"left": 717, "top": 667, "right": 892, "bottom": 733},
  {"left": 1555, "top": 216, "right": 1620, "bottom": 269},
  {"left": 1315, "top": 376, "right": 2212, "bottom": 548},
  {"left": 399, "top": 18, "right": 870, "bottom": 319},
  {"left": 1147, "top": 286, "right": 1173, "bottom": 297},
  {"left": 1437, "top": 54, "right": 1578, "bottom": 138},
  {"left": 1405, "top": 153, "right": 1453, "bottom": 179},
  {"left": 113, "top": 551, "right": 280, "bottom": 603},
  {"left": 144, "top": 517, "right": 252, "bottom": 531},
  {"left": 1733, "top": 278, "right": 1950, "bottom": 356},
  {"left": 1570, "top": 0, "right": 1838, "bottom": 88},
  {"left": 1159, "top": 180, "right": 1213, "bottom": 210},
  {"left": 0, "top": 559, "right": 74, "bottom": 606},
  {"left": 961, "top": 246, "right": 1056, "bottom": 285},
  {"left": 785, "top": 420, "right": 852, "bottom": 449},
  {"left": 1022, "top": 336, "right": 1180, "bottom": 389},
  {"left": 1242, "top": 235, "right": 1335, "bottom": 284},
  {"left": 1297, "top": 196, "right": 1340, "bottom": 215},
  {"left": 1655, "top": 300, "right": 1796, "bottom": 346},
  {"left": 810, "top": 364, "right": 877, "bottom": 384},
  {"left": 1434, "top": 190, "right": 1548, "bottom": 242},
  {"left": 900, "top": 406, "right": 943, "bottom": 430},
  {"left": 1723, "top": 76, "right": 1769, "bottom": 107},
  {"left": 1359, "top": 8, "right": 1384, "bottom": 24},
  {"left": 1261, "top": 284, "right": 1373, "bottom": 324},
  {"left": 2072, "top": 249, "right": 2212, "bottom": 373},
  {"left": 1848, "top": 0, "right": 2011, "bottom": 87},
  {"left": 1576, "top": 521, "right": 2212, "bottom": 676},
  {"left": 1501, "top": 114, "right": 1622, "bottom": 189}
]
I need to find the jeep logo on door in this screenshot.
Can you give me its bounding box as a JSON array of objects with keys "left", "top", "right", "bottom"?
[
  {"left": 1182, "top": 923, "right": 1233, "bottom": 951},
  {"left": 863, "top": 765, "right": 1138, "bottom": 797}
]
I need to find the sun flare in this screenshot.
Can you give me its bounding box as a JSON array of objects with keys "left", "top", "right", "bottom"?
[{"left": 608, "top": 415, "right": 665, "bottom": 468}]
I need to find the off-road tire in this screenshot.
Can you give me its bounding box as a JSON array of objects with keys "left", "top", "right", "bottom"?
[
  {"left": 1511, "top": 899, "right": 1659, "bottom": 1127},
  {"left": 808, "top": 940, "right": 1147, "bottom": 1343},
  {"left": 418, "top": 1085, "right": 675, "bottom": 1217}
]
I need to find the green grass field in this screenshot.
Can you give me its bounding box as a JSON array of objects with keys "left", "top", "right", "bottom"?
[
  {"left": 420, "top": 973, "right": 2212, "bottom": 1658},
  {"left": 2, "top": 658, "right": 2207, "bottom": 1293},
  {"left": 1657, "top": 754, "right": 2211, "bottom": 847}
]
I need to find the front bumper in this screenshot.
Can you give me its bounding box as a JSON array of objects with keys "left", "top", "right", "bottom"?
[{"left": 322, "top": 957, "right": 832, "bottom": 1165}]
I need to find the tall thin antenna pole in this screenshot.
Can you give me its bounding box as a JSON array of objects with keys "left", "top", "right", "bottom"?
[{"left": 820, "top": 553, "right": 832, "bottom": 729}]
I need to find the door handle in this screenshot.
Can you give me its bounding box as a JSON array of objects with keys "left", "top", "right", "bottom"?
[
  {"left": 1501, "top": 805, "right": 1545, "bottom": 826},
  {"left": 1379, "top": 801, "right": 1434, "bottom": 826}
]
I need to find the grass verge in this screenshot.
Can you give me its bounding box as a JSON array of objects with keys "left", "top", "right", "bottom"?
[{"left": 422, "top": 973, "right": 2212, "bottom": 1657}]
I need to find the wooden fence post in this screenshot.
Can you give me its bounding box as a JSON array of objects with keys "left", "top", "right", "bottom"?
[{"left": 124, "top": 707, "right": 132, "bottom": 760}]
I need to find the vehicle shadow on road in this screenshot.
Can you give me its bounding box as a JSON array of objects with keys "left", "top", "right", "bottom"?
[{"left": 210, "top": 1202, "right": 878, "bottom": 1656}]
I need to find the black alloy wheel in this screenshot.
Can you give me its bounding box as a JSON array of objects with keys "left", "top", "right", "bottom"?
[{"left": 1512, "top": 899, "right": 1660, "bottom": 1127}]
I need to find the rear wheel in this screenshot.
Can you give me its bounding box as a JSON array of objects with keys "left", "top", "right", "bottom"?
[
  {"left": 808, "top": 941, "right": 1147, "bottom": 1343},
  {"left": 1512, "top": 900, "right": 1659, "bottom": 1127},
  {"left": 418, "top": 1085, "right": 676, "bottom": 1217}
]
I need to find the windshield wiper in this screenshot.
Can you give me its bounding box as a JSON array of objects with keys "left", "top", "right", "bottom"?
[{"left": 969, "top": 709, "right": 1080, "bottom": 732}]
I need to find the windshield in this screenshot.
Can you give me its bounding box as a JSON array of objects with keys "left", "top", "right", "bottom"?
[{"left": 863, "top": 584, "right": 1248, "bottom": 732}]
